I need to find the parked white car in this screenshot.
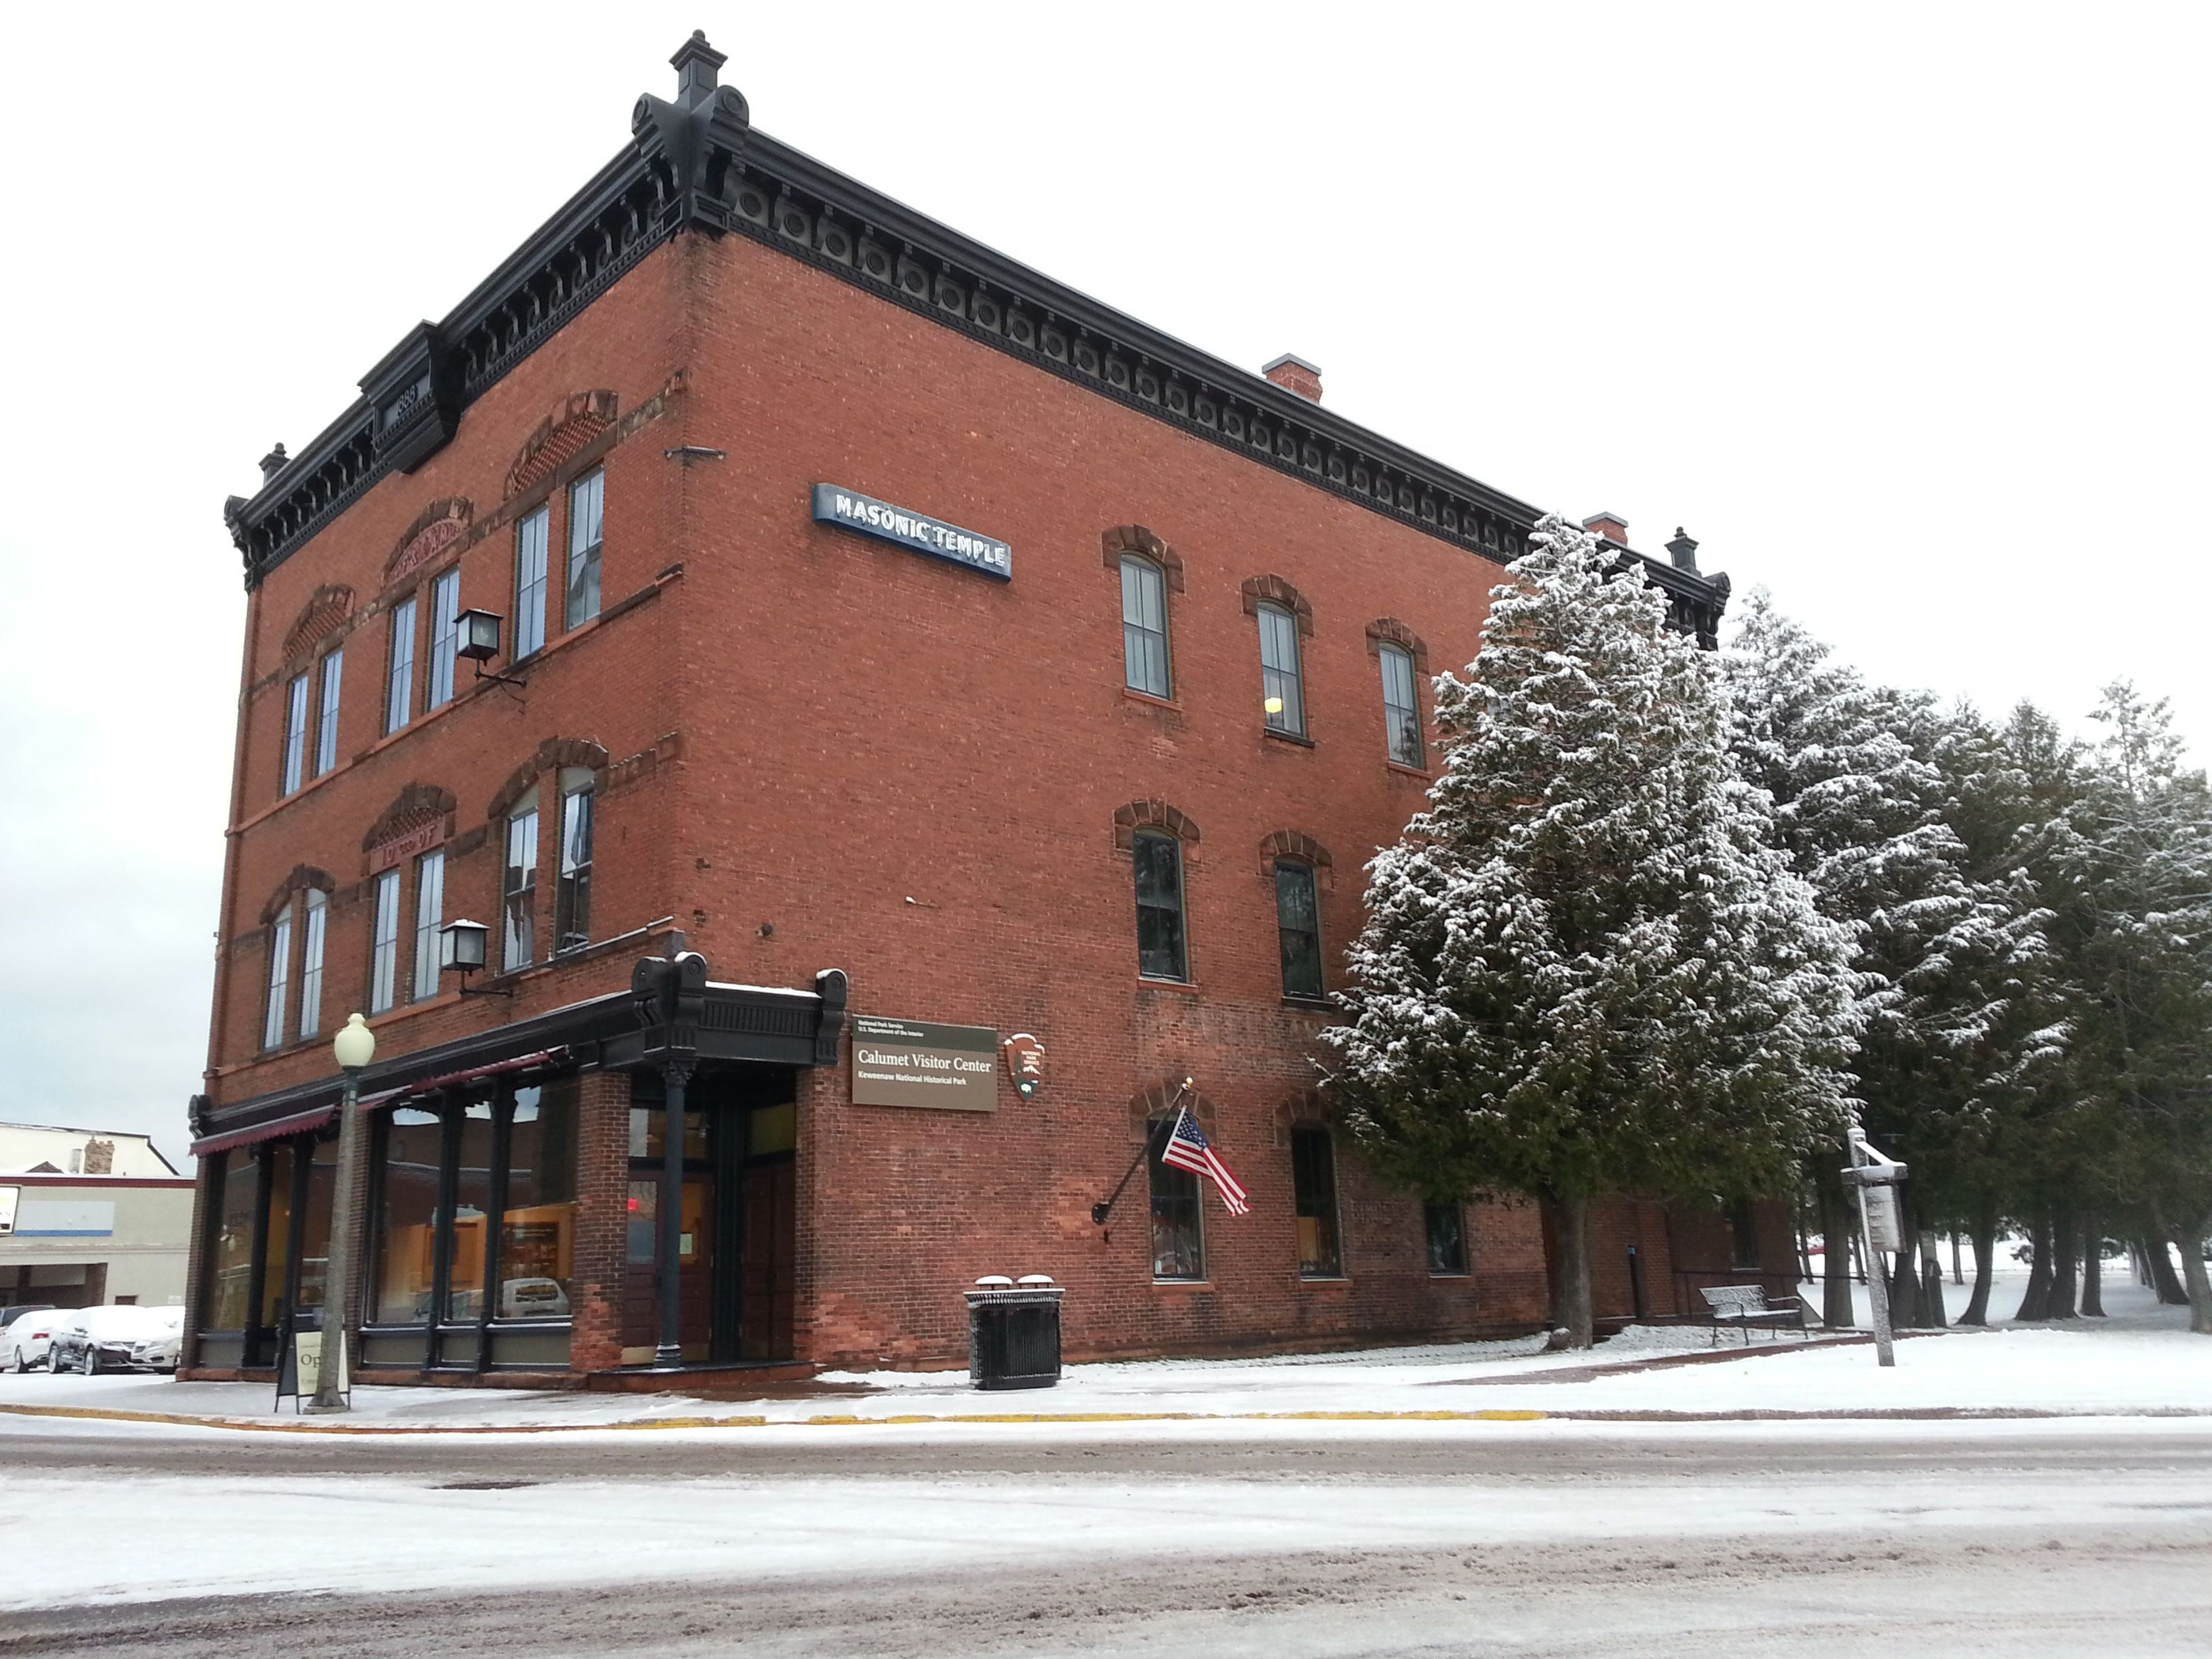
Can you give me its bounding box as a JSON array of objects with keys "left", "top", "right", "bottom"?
[
  {"left": 3, "top": 1309, "right": 63, "bottom": 1371},
  {"left": 47, "top": 1306, "right": 185, "bottom": 1374}
]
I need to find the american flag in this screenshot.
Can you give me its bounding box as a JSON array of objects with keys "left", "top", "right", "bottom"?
[{"left": 1160, "top": 1105, "right": 1249, "bottom": 1215}]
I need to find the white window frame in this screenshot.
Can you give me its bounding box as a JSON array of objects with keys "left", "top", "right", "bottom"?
[
  {"left": 566, "top": 469, "right": 603, "bottom": 631},
  {"left": 281, "top": 673, "right": 309, "bottom": 795},
  {"left": 1379, "top": 643, "right": 1423, "bottom": 767},
  {"left": 426, "top": 569, "right": 461, "bottom": 710},
  {"left": 514, "top": 505, "right": 550, "bottom": 658},
  {"left": 554, "top": 772, "right": 593, "bottom": 955},
  {"left": 385, "top": 597, "right": 417, "bottom": 735},
  {"left": 314, "top": 649, "right": 343, "bottom": 777},
  {"left": 369, "top": 868, "right": 402, "bottom": 1014},
  {"left": 263, "top": 903, "right": 293, "bottom": 1051},
  {"left": 503, "top": 804, "right": 539, "bottom": 971},
  {"left": 298, "top": 889, "right": 327, "bottom": 1040},
  {"left": 1258, "top": 602, "right": 1305, "bottom": 737},
  {"left": 411, "top": 849, "right": 445, "bottom": 1002}
]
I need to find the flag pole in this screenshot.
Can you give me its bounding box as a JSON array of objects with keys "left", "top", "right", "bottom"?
[{"left": 1091, "top": 1079, "right": 1191, "bottom": 1226}]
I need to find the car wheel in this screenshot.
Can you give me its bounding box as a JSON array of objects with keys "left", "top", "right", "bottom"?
[
  {"left": 79, "top": 1347, "right": 98, "bottom": 1376},
  {"left": 6, "top": 1347, "right": 22, "bottom": 1373}
]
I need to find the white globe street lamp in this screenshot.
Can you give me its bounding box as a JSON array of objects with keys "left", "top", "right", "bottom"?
[{"left": 306, "top": 1014, "right": 374, "bottom": 1412}]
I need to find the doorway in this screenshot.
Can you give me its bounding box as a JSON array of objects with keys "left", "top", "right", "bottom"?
[{"left": 622, "top": 1067, "right": 797, "bottom": 1365}]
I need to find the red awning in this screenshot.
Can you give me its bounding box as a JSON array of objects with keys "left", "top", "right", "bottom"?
[
  {"left": 189, "top": 1103, "right": 338, "bottom": 1158},
  {"left": 359, "top": 1046, "right": 572, "bottom": 1111}
]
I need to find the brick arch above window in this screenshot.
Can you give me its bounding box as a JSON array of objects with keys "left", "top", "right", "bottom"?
[
  {"left": 1112, "top": 798, "right": 1201, "bottom": 852},
  {"left": 1363, "top": 617, "right": 1429, "bottom": 664},
  {"left": 506, "top": 390, "right": 618, "bottom": 499},
  {"left": 1258, "top": 830, "right": 1335, "bottom": 887},
  {"left": 363, "top": 782, "right": 458, "bottom": 854},
  {"left": 1100, "top": 525, "right": 1184, "bottom": 592},
  {"left": 385, "top": 498, "right": 474, "bottom": 585},
  {"left": 486, "top": 738, "right": 610, "bottom": 822},
  {"left": 281, "top": 585, "right": 354, "bottom": 662},
  {"left": 1240, "top": 574, "right": 1313, "bottom": 635},
  {"left": 259, "top": 865, "right": 337, "bottom": 924},
  {"left": 1127, "top": 1078, "right": 1217, "bottom": 1141},
  {"left": 1271, "top": 1088, "right": 1338, "bottom": 1146}
]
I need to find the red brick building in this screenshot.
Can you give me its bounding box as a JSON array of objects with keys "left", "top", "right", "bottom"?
[{"left": 181, "top": 36, "right": 1753, "bottom": 1386}]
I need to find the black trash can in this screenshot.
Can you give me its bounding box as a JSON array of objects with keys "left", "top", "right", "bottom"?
[{"left": 965, "top": 1275, "right": 1064, "bottom": 1391}]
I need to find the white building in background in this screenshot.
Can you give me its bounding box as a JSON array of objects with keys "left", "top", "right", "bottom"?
[
  {"left": 0, "top": 1123, "right": 179, "bottom": 1179},
  {"left": 1, "top": 1124, "right": 192, "bottom": 1312}
]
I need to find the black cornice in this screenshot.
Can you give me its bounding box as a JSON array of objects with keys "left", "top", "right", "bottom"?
[{"left": 223, "top": 44, "right": 1729, "bottom": 645}]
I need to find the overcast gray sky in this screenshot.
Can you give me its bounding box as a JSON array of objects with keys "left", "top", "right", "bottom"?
[{"left": 2, "top": 3, "right": 2205, "bottom": 1164}]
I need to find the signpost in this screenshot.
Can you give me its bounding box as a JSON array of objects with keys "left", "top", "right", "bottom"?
[
  {"left": 850, "top": 1016, "right": 998, "bottom": 1111},
  {"left": 1842, "top": 1127, "right": 1907, "bottom": 1368}
]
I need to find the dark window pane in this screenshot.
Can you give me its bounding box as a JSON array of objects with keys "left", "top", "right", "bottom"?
[
  {"left": 1132, "top": 831, "right": 1187, "bottom": 981},
  {"left": 257, "top": 1148, "right": 293, "bottom": 1330},
  {"left": 295, "top": 1139, "right": 337, "bottom": 1310},
  {"left": 555, "top": 787, "right": 593, "bottom": 953},
  {"left": 1728, "top": 1199, "right": 1760, "bottom": 1270},
  {"left": 1275, "top": 860, "right": 1323, "bottom": 999},
  {"left": 1148, "top": 1122, "right": 1204, "bottom": 1281},
  {"left": 206, "top": 1154, "right": 257, "bottom": 1330},
  {"left": 1425, "top": 1200, "right": 1468, "bottom": 1275},
  {"left": 446, "top": 1103, "right": 495, "bottom": 1321},
  {"left": 1292, "top": 1128, "right": 1342, "bottom": 1278},
  {"left": 1380, "top": 644, "right": 1423, "bottom": 767},
  {"left": 372, "top": 1108, "right": 442, "bottom": 1325}
]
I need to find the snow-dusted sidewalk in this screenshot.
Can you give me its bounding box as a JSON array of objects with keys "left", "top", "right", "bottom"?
[{"left": 1, "top": 1316, "right": 2202, "bottom": 1433}]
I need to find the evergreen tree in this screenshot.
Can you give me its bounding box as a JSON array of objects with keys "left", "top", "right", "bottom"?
[
  {"left": 1325, "top": 518, "right": 1858, "bottom": 1347},
  {"left": 1724, "top": 599, "right": 2056, "bottom": 1327}
]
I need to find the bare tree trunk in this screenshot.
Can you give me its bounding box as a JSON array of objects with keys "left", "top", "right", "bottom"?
[
  {"left": 1817, "top": 1172, "right": 1857, "bottom": 1328},
  {"left": 2048, "top": 1194, "right": 2079, "bottom": 1320},
  {"left": 1887, "top": 1189, "right": 1925, "bottom": 1328},
  {"left": 2080, "top": 1217, "right": 2105, "bottom": 1317},
  {"left": 1921, "top": 1252, "right": 1949, "bottom": 1326},
  {"left": 2014, "top": 1217, "right": 2054, "bottom": 1321},
  {"left": 2141, "top": 1229, "right": 2190, "bottom": 1305},
  {"left": 1952, "top": 1231, "right": 1964, "bottom": 1286},
  {"left": 1960, "top": 1205, "right": 1998, "bottom": 1325},
  {"left": 1552, "top": 1190, "right": 1595, "bottom": 1349},
  {"left": 2154, "top": 1203, "right": 2212, "bottom": 1336}
]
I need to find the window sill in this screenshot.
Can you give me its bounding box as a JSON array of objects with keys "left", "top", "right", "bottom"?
[
  {"left": 1150, "top": 1279, "right": 1212, "bottom": 1291},
  {"left": 1385, "top": 760, "right": 1433, "bottom": 781},
  {"left": 1121, "top": 687, "right": 1181, "bottom": 712},
  {"left": 1297, "top": 1275, "right": 1351, "bottom": 1286},
  {"left": 1263, "top": 727, "right": 1315, "bottom": 749},
  {"left": 1427, "top": 1272, "right": 1472, "bottom": 1281},
  {"left": 1281, "top": 996, "right": 1332, "bottom": 1014},
  {"left": 1136, "top": 976, "right": 1200, "bottom": 995}
]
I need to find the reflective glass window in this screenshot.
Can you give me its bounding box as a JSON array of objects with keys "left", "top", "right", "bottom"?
[
  {"left": 1148, "top": 1120, "right": 1203, "bottom": 1282},
  {"left": 282, "top": 673, "right": 309, "bottom": 794},
  {"left": 515, "top": 506, "right": 550, "bottom": 658},
  {"left": 1380, "top": 643, "right": 1423, "bottom": 767},
  {"left": 566, "top": 469, "right": 603, "bottom": 630},
  {"left": 315, "top": 648, "right": 343, "bottom": 775},
  {"left": 1275, "top": 860, "right": 1323, "bottom": 999},
  {"left": 1425, "top": 1199, "right": 1468, "bottom": 1276},
  {"left": 503, "top": 806, "right": 538, "bottom": 970},
  {"left": 369, "top": 868, "right": 401, "bottom": 1014},
  {"left": 258, "top": 1147, "right": 294, "bottom": 1330},
  {"left": 1258, "top": 603, "right": 1305, "bottom": 736},
  {"left": 262, "top": 904, "right": 291, "bottom": 1051},
  {"left": 426, "top": 568, "right": 460, "bottom": 709},
  {"left": 1132, "top": 831, "right": 1187, "bottom": 982},
  {"left": 555, "top": 779, "right": 593, "bottom": 953},
  {"left": 501, "top": 1082, "right": 578, "bottom": 1320},
  {"left": 296, "top": 1139, "right": 337, "bottom": 1311},
  {"left": 385, "top": 596, "right": 416, "bottom": 734},
  {"left": 446, "top": 1102, "right": 494, "bottom": 1321},
  {"left": 411, "top": 850, "right": 445, "bottom": 1002},
  {"left": 1120, "top": 555, "right": 1171, "bottom": 698},
  {"left": 372, "top": 1108, "right": 442, "bottom": 1325},
  {"left": 206, "top": 1153, "right": 258, "bottom": 1330},
  {"left": 1293, "top": 1127, "right": 1342, "bottom": 1278},
  {"left": 298, "top": 889, "right": 327, "bottom": 1040}
]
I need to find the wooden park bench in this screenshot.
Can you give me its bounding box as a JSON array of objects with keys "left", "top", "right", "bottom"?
[{"left": 1696, "top": 1283, "right": 1809, "bottom": 1344}]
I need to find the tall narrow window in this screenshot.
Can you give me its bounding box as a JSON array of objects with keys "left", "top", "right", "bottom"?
[
  {"left": 1275, "top": 860, "right": 1323, "bottom": 999},
  {"left": 501, "top": 1082, "right": 579, "bottom": 1319},
  {"left": 514, "top": 505, "right": 550, "bottom": 658},
  {"left": 1292, "top": 1127, "right": 1342, "bottom": 1278},
  {"left": 372, "top": 1107, "right": 442, "bottom": 1325},
  {"left": 554, "top": 772, "right": 593, "bottom": 953},
  {"left": 566, "top": 469, "right": 603, "bottom": 630},
  {"left": 503, "top": 804, "right": 539, "bottom": 971},
  {"left": 369, "top": 868, "right": 402, "bottom": 1014},
  {"left": 262, "top": 903, "right": 292, "bottom": 1051},
  {"left": 385, "top": 596, "right": 417, "bottom": 734},
  {"left": 1148, "top": 1119, "right": 1205, "bottom": 1282},
  {"left": 411, "top": 849, "right": 445, "bottom": 1002},
  {"left": 298, "top": 889, "right": 327, "bottom": 1040},
  {"left": 281, "top": 673, "right": 310, "bottom": 795},
  {"left": 426, "top": 569, "right": 460, "bottom": 709},
  {"left": 1120, "top": 555, "right": 1171, "bottom": 698},
  {"left": 314, "top": 649, "right": 343, "bottom": 776},
  {"left": 1379, "top": 643, "right": 1423, "bottom": 767},
  {"left": 1425, "top": 1199, "right": 1468, "bottom": 1276},
  {"left": 1258, "top": 603, "right": 1305, "bottom": 737},
  {"left": 1132, "top": 830, "right": 1187, "bottom": 982}
]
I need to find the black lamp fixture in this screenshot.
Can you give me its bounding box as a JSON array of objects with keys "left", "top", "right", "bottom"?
[
  {"left": 454, "top": 609, "right": 527, "bottom": 688},
  {"left": 439, "top": 918, "right": 512, "bottom": 997}
]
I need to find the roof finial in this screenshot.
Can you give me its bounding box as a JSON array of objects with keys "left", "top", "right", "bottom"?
[{"left": 671, "top": 29, "right": 728, "bottom": 111}]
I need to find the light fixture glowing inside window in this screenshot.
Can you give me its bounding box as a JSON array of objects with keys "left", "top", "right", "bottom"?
[{"left": 1264, "top": 696, "right": 1285, "bottom": 715}]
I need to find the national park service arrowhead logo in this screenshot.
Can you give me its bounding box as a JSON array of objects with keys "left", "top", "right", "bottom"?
[{"left": 1002, "top": 1033, "right": 1045, "bottom": 1101}]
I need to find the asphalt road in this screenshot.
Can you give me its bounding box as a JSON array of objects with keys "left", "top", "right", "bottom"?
[{"left": 4, "top": 1426, "right": 2208, "bottom": 1657}]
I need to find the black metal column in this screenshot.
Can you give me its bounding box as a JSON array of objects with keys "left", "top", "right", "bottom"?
[{"left": 655, "top": 1060, "right": 692, "bottom": 1368}]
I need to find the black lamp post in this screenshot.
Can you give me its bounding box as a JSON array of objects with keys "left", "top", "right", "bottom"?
[{"left": 306, "top": 1013, "right": 375, "bottom": 1413}]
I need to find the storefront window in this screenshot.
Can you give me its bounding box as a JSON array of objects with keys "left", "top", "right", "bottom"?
[
  {"left": 296, "top": 1139, "right": 337, "bottom": 1309},
  {"left": 500, "top": 1082, "right": 578, "bottom": 1319},
  {"left": 446, "top": 1102, "right": 495, "bottom": 1321},
  {"left": 258, "top": 1147, "right": 294, "bottom": 1331},
  {"left": 373, "top": 1108, "right": 442, "bottom": 1324},
  {"left": 206, "top": 1153, "right": 257, "bottom": 1330}
]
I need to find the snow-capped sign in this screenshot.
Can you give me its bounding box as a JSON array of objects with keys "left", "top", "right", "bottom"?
[{"left": 810, "top": 485, "right": 1012, "bottom": 581}]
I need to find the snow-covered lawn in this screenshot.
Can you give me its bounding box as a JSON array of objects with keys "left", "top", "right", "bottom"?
[{"left": 0, "top": 1272, "right": 2200, "bottom": 1432}]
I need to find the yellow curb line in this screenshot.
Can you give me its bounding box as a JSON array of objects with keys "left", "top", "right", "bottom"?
[{"left": 0, "top": 1402, "right": 1546, "bottom": 1437}]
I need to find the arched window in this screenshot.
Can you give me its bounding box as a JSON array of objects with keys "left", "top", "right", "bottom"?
[
  {"left": 262, "top": 903, "right": 293, "bottom": 1051},
  {"left": 1133, "top": 832, "right": 1187, "bottom": 982},
  {"left": 1274, "top": 860, "right": 1323, "bottom": 999},
  {"left": 1257, "top": 602, "right": 1305, "bottom": 736},
  {"left": 1120, "top": 555, "right": 1171, "bottom": 698},
  {"left": 503, "top": 793, "right": 539, "bottom": 971},
  {"left": 1378, "top": 643, "right": 1422, "bottom": 767},
  {"left": 298, "top": 889, "right": 328, "bottom": 1039},
  {"left": 1291, "top": 1126, "right": 1342, "bottom": 1278},
  {"left": 1149, "top": 1115, "right": 1205, "bottom": 1281}
]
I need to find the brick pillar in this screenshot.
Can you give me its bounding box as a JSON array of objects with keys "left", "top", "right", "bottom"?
[
  {"left": 790, "top": 1056, "right": 844, "bottom": 1366},
  {"left": 568, "top": 1069, "right": 635, "bottom": 1373},
  {"left": 178, "top": 1157, "right": 215, "bottom": 1373}
]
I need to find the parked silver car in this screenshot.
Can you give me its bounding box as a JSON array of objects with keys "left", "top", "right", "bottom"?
[
  {"left": 2, "top": 1308, "right": 62, "bottom": 1371},
  {"left": 46, "top": 1306, "right": 185, "bottom": 1374}
]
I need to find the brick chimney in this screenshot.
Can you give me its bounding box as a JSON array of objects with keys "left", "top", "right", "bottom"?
[
  {"left": 1665, "top": 527, "right": 1700, "bottom": 573},
  {"left": 1581, "top": 511, "right": 1628, "bottom": 546},
  {"left": 1262, "top": 354, "right": 1323, "bottom": 403}
]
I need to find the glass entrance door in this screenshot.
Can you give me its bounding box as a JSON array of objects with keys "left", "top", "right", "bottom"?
[{"left": 622, "top": 1103, "right": 714, "bottom": 1363}]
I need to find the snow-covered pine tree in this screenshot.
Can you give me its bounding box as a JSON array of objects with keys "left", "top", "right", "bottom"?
[
  {"left": 2069, "top": 684, "right": 2212, "bottom": 1334},
  {"left": 1724, "top": 597, "right": 2058, "bottom": 1328},
  {"left": 1325, "top": 516, "right": 1858, "bottom": 1348}
]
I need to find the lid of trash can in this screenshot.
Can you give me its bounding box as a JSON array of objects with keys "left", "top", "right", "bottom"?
[
  {"left": 1016, "top": 1275, "right": 1055, "bottom": 1286},
  {"left": 973, "top": 1275, "right": 1014, "bottom": 1287}
]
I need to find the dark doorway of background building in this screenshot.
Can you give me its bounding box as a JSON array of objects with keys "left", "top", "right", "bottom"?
[{"left": 622, "top": 1066, "right": 796, "bottom": 1365}]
